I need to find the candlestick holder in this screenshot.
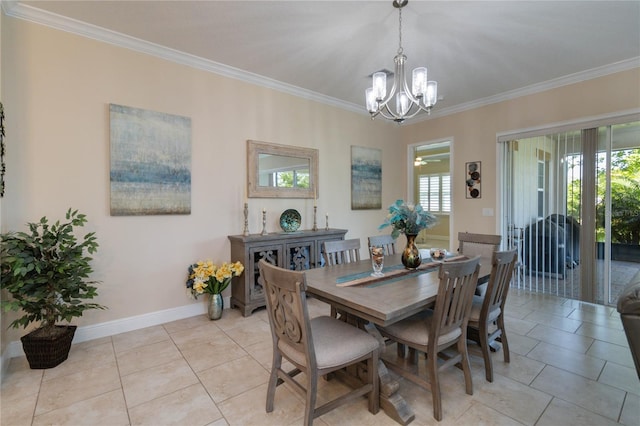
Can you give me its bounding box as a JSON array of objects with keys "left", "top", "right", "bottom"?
[
  {"left": 312, "top": 206, "right": 318, "bottom": 231},
  {"left": 325, "top": 213, "right": 329, "bottom": 231},
  {"left": 261, "top": 210, "right": 268, "bottom": 236},
  {"left": 243, "top": 203, "right": 249, "bottom": 236}
]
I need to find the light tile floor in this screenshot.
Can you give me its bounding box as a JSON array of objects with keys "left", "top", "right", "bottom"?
[{"left": 1, "top": 289, "right": 639, "bottom": 426}]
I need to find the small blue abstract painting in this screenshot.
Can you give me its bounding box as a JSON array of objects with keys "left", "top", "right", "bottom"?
[
  {"left": 110, "top": 104, "right": 191, "bottom": 215},
  {"left": 351, "top": 146, "right": 382, "bottom": 210}
]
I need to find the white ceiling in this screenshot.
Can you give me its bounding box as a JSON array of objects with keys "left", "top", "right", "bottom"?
[{"left": 7, "top": 1, "right": 640, "bottom": 120}]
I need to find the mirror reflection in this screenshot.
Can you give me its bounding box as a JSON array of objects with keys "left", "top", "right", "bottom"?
[
  {"left": 258, "top": 153, "right": 310, "bottom": 189},
  {"left": 247, "top": 140, "right": 318, "bottom": 199}
]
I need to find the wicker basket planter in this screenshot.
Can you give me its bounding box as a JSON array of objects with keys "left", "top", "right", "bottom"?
[
  {"left": 2, "top": 209, "right": 105, "bottom": 370},
  {"left": 21, "top": 325, "right": 77, "bottom": 369}
]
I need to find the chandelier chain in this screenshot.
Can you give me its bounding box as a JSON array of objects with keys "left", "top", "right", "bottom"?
[{"left": 397, "top": 7, "right": 403, "bottom": 55}]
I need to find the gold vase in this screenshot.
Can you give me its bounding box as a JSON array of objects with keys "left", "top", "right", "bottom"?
[{"left": 401, "top": 233, "right": 422, "bottom": 269}]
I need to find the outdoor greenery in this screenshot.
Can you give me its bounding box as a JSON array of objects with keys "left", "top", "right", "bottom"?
[
  {"left": 276, "top": 170, "right": 309, "bottom": 188},
  {"left": 567, "top": 148, "right": 640, "bottom": 244},
  {"left": 601, "top": 149, "right": 640, "bottom": 244}
]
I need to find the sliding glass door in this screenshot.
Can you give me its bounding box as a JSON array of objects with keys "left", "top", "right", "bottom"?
[
  {"left": 502, "top": 119, "right": 639, "bottom": 305},
  {"left": 595, "top": 123, "right": 640, "bottom": 304},
  {"left": 503, "top": 131, "right": 583, "bottom": 299}
]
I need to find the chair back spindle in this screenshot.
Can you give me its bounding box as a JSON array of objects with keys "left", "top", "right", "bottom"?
[
  {"left": 376, "top": 255, "right": 481, "bottom": 421},
  {"left": 323, "top": 239, "right": 361, "bottom": 266},
  {"left": 367, "top": 235, "right": 397, "bottom": 256},
  {"left": 458, "top": 232, "right": 502, "bottom": 295},
  {"left": 485, "top": 249, "right": 518, "bottom": 312},
  {"left": 458, "top": 232, "right": 501, "bottom": 256},
  {"left": 432, "top": 257, "right": 481, "bottom": 342},
  {"left": 467, "top": 249, "right": 518, "bottom": 382}
]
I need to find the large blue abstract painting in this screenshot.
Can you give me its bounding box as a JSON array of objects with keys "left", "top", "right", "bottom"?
[
  {"left": 110, "top": 104, "right": 191, "bottom": 215},
  {"left": 351, "top": 146, "right": 382, "bottom": 210}
]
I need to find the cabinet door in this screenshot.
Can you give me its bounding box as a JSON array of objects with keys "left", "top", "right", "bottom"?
[
  {"left": 286, "top": 240, "right": 315, "bottom": 271},
  {"left": 248, "top": 244, "right": 283, "bottom": 302}
]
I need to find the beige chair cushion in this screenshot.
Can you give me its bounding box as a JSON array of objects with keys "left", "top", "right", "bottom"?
[
  {"left": 278, "top": 316, "right": 379, "bottom": 369},
  {"left": 379, "top": 310, "right": 461, "bottom": 347},
  {"left": 468, "top": 295, "right": 501, "bottom": 323}
]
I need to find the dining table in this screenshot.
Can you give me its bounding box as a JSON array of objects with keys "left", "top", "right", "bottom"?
[{"left": 304, "top": 252, "right": 492, "bottom": 425}]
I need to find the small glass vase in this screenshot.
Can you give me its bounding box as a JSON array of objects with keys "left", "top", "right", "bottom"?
[
  {"left": 207, "top": 293, "right": 224, "bottom": 320},
  {"left": 401, "top": 233, "right": 422, "bottom": 269}
]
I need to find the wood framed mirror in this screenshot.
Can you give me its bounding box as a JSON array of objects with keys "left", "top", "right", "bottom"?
[{"left": 247, "top": 140, "right": 318, "bottom": 199}]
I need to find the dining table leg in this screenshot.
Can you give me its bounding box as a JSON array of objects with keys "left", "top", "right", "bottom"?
[
  {"left": 323, "top": 307, "right": 416, "bottom": 424},
  {"left": 364, "top": 323, "right": 416, "bottom": 425}
]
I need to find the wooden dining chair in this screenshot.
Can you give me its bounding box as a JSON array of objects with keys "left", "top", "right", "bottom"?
[
  {"left": 322, "top": 238, "right": 361, "bottom": 318},
  {"left": 323, "top": 238, "right": 361, "bottom": 266},
  {"left": 367, "top": 235, "right": 397, "bottom": 256},
  {"left": 377, "top": 256, "right": 481, "bottom": 421},
  {"left": 258, "top": 260, "right": 380, "bottom": 426},
  {"left": 458, "top": 232, "right": 502, "bottom": 296},
  {"left": 467, "top": 249, "right": 518, "bottom": 382}
]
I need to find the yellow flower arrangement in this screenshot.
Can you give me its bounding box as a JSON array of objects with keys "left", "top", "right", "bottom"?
[{"left": 186, "top": 260, "right": 244, "bottom": 298}]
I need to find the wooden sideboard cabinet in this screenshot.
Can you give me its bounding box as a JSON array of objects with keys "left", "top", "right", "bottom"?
[{"left": 228, "top": 229, "right": 348, "bottom": 316}]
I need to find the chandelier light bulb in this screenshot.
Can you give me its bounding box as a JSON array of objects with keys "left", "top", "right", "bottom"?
[
  {"left": 372, "top": 72, "right": 387, "bottom": 100},
  {"left": 425, "top": 81, "right": 438, "bottom": 108},
  {"left": 412, "top": 67, "right": 427, "bottom": 97},
  {"left": 365, "top": 87, "right": 378, "bottom": 113},
  {"left": 396, "top": 91, "right": 409, "bottom": 116}
]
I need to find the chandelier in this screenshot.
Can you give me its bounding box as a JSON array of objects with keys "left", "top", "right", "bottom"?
[{"left": 365, "top": 0, "right": 438, "bottom": 123}]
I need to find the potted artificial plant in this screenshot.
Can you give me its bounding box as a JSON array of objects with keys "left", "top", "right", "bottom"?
[{"left": 1, "top": 208, "right": 106, "bottom": 369}]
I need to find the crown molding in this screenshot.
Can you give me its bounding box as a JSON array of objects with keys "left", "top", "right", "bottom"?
[
  {"left": 5, "top": 2, "right": 639, "bottom": 123},
  {"left": 411, "top": 57, "right": 640, "bottom": 124},
  {"left": 3, "top": 2, "right": 366, "bottom": 115},
  {"left": 495, "top": 108, "right": 640, "bottom": 142}
]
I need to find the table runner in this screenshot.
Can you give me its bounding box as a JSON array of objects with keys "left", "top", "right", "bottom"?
[{"left": 336, "top": 255, "right": 466, "bottom": 287}]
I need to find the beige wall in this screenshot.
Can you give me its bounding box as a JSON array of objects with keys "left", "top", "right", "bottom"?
[
  {"left": 0, "top": 16, "right": 399, "bottom": 345},
  {"left": 401, "top": 68, "right": 640, "bottom": 252},
  {"left": 1, "top": 13, "right": 639, "bottom": 352}
]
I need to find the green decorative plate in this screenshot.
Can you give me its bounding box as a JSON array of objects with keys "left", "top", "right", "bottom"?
[{"left": 280, "top": 209, "right": 301, "bottom": 232}]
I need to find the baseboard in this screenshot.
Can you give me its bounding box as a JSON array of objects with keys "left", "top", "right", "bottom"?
[{"left": 2, "top": 297, "right": 225, "bottom": 362}]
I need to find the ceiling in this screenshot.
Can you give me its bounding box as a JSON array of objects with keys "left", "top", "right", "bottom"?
[{"left": 7, "top": 1, "right": 640, "bottom": 120}]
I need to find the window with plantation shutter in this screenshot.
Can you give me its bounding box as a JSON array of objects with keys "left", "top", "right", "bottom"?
[{"left": 419, "top": 173, "right": 450, "bottom": 214}]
